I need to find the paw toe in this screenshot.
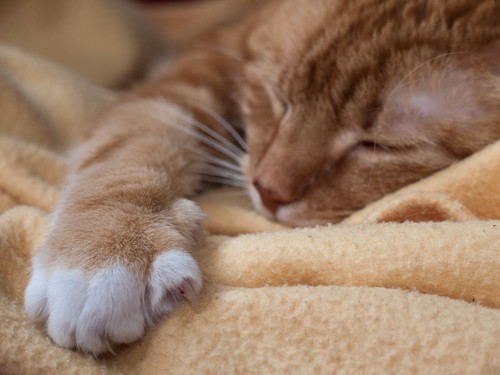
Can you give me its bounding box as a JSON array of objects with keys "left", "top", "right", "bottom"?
[
  {"left": 24, "top": 249, "right": 202, "bottom": 354},
  {"left": 147, "top": 250, "right": 202, "bottom": 319},
  {"left": 45, "top": 269, "right": 87, "bottom": 348},
  {"left": 24, "top": 262, "right": 49, "bottom": 321}
]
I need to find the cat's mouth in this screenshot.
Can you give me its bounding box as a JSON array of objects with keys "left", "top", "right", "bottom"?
[
  {"left": 243, "top": 156, "right": 351, "bottom": 226},
  {"left": 247, "top": 183, "right": 276, "bottom": 220},
  {"left": 247, "top": 184, "right": 350, "bottom": 227}
]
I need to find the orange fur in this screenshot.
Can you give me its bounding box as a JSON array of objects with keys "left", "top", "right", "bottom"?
[
  {"left": 137, "top": 0, "right": 500, "bottom": 225},
  {"left": 25, "top": 0, "right": 500, "bottom": 354}
]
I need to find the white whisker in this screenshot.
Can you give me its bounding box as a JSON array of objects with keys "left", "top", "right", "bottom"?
[
  {"left": 186, "top": 101, "right": 248, "bottom": 152},
  {"left": 392, "top": 51, "right": 471, "bottom": 94},
  {"left": 200, "top": 176, "right": 246, "bottom": 188},
  {"left": 173, "top": 99, "right": 248, "bottom": 153},
  {"left": 199, "top": 170, "right": 244, "bottom": 183},
  {"left": 183, "top": 141, "right": 243, "bottom": 175},
  {"left": 204, "top": 153, "right": 242, "bottom": 173},
  {"left": 190, "top": 118, "right": 245, "bottom": 158},
  {"left": 200, "top": 166, "right": 244, "bottom": 181},
  {"left": 141, "top": 101, "right": 246, "bottom": 188},
  {"left": 161, "top": 110, "right": 243, "bottom": 163}
]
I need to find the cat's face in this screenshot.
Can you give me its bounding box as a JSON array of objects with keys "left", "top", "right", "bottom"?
[{"left": 239, "top": 0, "right": 500, "bottom": 226}]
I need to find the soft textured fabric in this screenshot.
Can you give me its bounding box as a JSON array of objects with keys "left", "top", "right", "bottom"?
[{"left": 0, "top": 2, "right": 499, "bottom": 374}]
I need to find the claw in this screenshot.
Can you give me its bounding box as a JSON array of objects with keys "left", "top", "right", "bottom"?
[
  {"left": 105, "top": 338, "right": 116, "bottom": 355},
  {"left": 180, "top": 279, "right": 199, "bottom": 311}
]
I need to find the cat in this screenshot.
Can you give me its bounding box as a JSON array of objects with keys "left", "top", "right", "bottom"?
[{"left": 24, "top": 0, "right": 500, "bottom": 354}]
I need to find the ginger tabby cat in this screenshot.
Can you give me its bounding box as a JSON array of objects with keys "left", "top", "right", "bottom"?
[{"left": 25, "top": 0, "right": 500, "bottom": 354}]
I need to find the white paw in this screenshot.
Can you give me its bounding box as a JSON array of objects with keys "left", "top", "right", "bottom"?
[{"left": 24, "top": 249, "right": 201, "bottom": 355}]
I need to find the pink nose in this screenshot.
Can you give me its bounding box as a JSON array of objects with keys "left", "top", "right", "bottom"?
[{"left": 253, "top": 180, "right": 293, "bottom": 214}]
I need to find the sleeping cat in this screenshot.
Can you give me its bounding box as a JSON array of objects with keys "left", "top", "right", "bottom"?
[{"left": 24, "top": 0, "right": 500, "bottom": 354}]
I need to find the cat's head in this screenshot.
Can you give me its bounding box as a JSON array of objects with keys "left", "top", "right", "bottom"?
[{"left": 239, "top": 0, "right": 500, "bottom": 226}]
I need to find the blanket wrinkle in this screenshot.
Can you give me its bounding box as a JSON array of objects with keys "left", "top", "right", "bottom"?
[
  {"left": 0, "top": 1, "right": 499, "bottom": 374},
  {"left": 196, "top": 221, "right": 500, "bottom": 308}
]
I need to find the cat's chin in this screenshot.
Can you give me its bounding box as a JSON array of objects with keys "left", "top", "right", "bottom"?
[{"left": 275, "top": 205, "right": 345, "bottom": 227}]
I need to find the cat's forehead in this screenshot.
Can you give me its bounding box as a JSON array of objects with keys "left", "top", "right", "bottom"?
[
  {"left": 246, "top": 0, "right": 500, "bottom": 70},
  {"left": 245, "top": 0, "right": 431, "bottom": 96},
  {"left": 246, "top": 0, "right": 339, "bottom": 63},
  {"left": 245, "top": 0, "right": 500, "bottom": 111}
]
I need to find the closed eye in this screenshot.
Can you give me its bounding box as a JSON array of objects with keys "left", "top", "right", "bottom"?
[
  {"left": 282, "top": 101, "right": 291, "bottom": 121},
  {"left": 357, "top": 141, "right": 416, "bottom": 152}
]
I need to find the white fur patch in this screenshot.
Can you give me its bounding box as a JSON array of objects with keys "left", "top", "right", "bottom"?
[
  {"left": 24, "top": 261, "right": 50, "bottom": 321},
  {"left": 46, "top": 269, "right": 88, "bottom": 349},
  {"left": 24, "top": 250, "right": 202, "bottom": 355},
  {"left": 148, "top": 250, "right": 202, "bottom": 318},
  {"left": 408, "top": 92, "right": 442, "bottom": 118},
  {"left": 248, "top": 183, "right": 274, "bottom": 219}
]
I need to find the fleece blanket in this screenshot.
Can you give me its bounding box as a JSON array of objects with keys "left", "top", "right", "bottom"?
[{"left": 1, "top": 2, "right": 499, "bottom": 374}]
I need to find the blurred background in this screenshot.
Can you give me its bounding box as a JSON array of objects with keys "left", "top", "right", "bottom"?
[
  {"left": 0, "top": 0, "right": 257, "bottom": 88},
  {"left": 137, "top": 0, "right": 197, "bottom": 3}
]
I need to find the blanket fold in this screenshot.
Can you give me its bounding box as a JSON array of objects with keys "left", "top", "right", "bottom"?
[
  {"left": 197, "top": 221, "right": 500, "bottom": 308},
  {"left": 0, "top": 2, "right": 499, "bottom": 374}
]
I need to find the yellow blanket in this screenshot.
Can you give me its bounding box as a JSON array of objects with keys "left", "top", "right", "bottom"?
[{"left": 1, "top": 2, "right": 499, "bottom": 374}]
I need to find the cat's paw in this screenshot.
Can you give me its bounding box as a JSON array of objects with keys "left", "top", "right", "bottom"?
[
  {"left": 24, "top": 198, "right": 204, "bottom": 355},
  {"left": 25, "top": 250, "right": 201, "bottom": 354}
]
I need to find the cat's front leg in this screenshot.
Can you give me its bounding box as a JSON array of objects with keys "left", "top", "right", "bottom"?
[
  {"left": 24, "top": 100, "right": 205, "bottom": 354},
  {"left": 25, "top": 198, "right": 204, "bottom": 354}
]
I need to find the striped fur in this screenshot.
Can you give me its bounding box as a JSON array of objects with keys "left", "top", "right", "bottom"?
[{"left": 25, "top": 0, "right": 500, "bottom": 353}]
